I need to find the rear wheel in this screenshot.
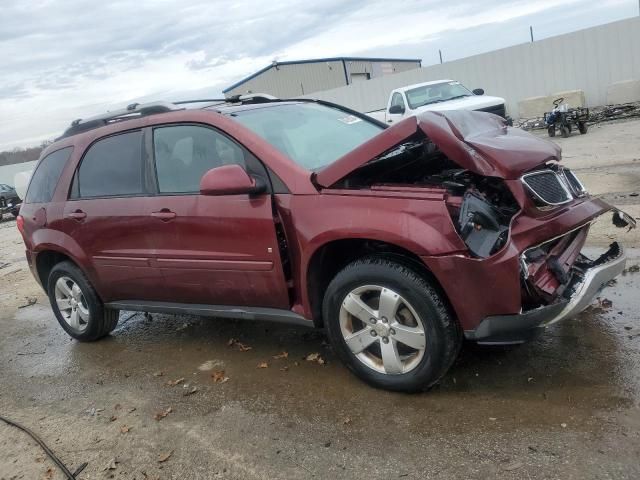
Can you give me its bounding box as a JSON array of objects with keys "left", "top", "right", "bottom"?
[
  {"left": 323, "top": 257, "right": 461, "bottom": 392},
  {"left": 48, "top": 261, "right": 119, "bottom": 341},
  {"left": 578, "top": 121, "right": 588, "bottom": 134}
]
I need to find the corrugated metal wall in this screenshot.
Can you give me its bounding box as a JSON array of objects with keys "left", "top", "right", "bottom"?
[
  {"left": 225, "top": 60, "right": 421, "bottom": 97},
  {"left": 299, "top": 17, "right": 640, "bottom": 118}
]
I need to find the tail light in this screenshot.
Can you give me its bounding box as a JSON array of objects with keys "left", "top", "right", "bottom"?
[{"left": 16, "top": 215, "right": 25, "bottom": 235}]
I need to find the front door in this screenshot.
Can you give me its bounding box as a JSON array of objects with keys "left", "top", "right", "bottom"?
[{"left": 144, "top": 124, "right": 290, "bottom": 308}]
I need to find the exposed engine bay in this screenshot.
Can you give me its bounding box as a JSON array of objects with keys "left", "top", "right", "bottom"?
[{"left": 333, "top": 133, "right": 520, "bottom": 258}]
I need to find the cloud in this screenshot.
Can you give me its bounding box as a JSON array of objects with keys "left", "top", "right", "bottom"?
[{"left": 0, "top": 0, "right": 636, "bottom": 150}]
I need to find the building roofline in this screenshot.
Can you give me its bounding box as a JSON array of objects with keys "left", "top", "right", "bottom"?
[{"left": 222, "top": 57, "right": 422, "bottom": 93}]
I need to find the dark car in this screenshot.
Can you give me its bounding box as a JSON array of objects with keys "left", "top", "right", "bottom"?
[
  {"left": 16, "top": 96, "right": 635, "bottom": 392},
  {"left": 0, "top": 183, "right": 21, "bottom": 219}
]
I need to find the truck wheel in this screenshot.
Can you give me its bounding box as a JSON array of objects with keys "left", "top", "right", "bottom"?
[
  {"left": 560, "top": 125, "right": 570, "bottom": 138},
  {"left": 578, "top": 122, "right": 588, "bottom": 134},
  {"left": 323, "top": 256, "right": 461, "bottom": 392},
  {"left": 47, "top": 261, "right": 119, "bottom": 341},
  {"left": 547, "top": 126, "right": 555, "bottom": 137}
]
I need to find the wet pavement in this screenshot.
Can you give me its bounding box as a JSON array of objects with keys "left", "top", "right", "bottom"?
[{"left": 1, "top": 249, "right": 639, "bottom": 479}]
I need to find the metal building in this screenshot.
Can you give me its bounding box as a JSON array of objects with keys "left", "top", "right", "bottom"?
[{"left": 222, "top": 57, "right": 422, "bottom": 98}]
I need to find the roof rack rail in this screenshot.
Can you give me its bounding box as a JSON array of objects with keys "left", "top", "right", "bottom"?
[
  {"left": 58, "top": 101, "right": 182, "bottom": 140},
  {"left": 57, "top": 94, "right": 281, "bottom": 140},
  {"left": 225, "top": 93, "right": 278, "bottom": 103}
]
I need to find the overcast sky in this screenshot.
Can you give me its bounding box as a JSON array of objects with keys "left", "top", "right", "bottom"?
[{"left": 0, "top": 0, "right": 637, "bottom": 150}]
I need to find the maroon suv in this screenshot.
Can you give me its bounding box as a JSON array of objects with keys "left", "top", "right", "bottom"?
[{"left": 17, "top": 97, "right": 635, "bottom": 391}]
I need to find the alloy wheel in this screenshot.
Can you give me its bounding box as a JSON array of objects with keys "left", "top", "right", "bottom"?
[
  {"left": 339, "top": 285, "right": 426, "bottom": 375},
  {"left": 54, "top": 276, "right": 90, "bottom": 332}
]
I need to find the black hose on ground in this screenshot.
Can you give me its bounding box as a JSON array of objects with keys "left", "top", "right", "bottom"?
[{"left": 0, "top": 413, "right": 77, "bottom": 479}]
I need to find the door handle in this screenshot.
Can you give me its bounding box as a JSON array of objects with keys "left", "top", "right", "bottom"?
[
  {"left": 151, "top": 209, "right": 176, "bottom": 221},
  {"left": 67, "top": 210, "right": 87, "bottom": 221}
]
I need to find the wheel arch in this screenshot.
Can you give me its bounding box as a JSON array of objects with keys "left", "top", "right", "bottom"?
[{"left": 305, "top": 238, "right": 451, "bottom": 328}]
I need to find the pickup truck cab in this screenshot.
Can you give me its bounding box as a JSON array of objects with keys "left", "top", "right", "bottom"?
[
  {"left": 17, "top": 96, "right": 634, "bottom": 392},
  {"left": 369, "top": 80, "right": 507, "bottom": 125}
]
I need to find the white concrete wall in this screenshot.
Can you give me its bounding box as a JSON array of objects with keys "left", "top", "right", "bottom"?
[{"left": 299, "top": 17, "right": 640, "bottom": 119}]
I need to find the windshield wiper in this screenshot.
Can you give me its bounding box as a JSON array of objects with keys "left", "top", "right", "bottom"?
[{"left": 445, "top": 94, "right": 471, "bottom": 101}]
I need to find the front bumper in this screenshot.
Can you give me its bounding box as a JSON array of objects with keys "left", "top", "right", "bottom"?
[{"left": 465, "top": 242, "right": 626, "bottom": 344}]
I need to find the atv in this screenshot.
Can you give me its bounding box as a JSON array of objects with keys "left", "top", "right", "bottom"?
[{"left": 544, "top": 97, "right": 589, "bottom": 138}]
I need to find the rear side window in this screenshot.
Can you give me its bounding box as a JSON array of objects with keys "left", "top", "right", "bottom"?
[
  {"left": 75, "top": 131, "right": 144, "bottom": 198},
  {"left": 25, "top": 147, "right": 73, "bottom": 203}
]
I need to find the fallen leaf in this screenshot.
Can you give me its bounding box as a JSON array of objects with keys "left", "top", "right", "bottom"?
[
  {"left": 128, "top": 407, "right": 137, "bottom": 413},
  {"left": 110, "top": 415, "right": 117, "bottom": 422},
  {"left": 114, "top": 403, "right": 121, "bottom": 410},
  {"left": 561, "top": 423, "right": 567, "bottom": 428},
  {"left": 257, "top": 362, "right": 269, "bottom": 369},
  {"left": 43, "top": 467, "right": 54, "bottom": 479},
  {"left": 305, "top": 352, "right": 325, "bottom": 365},
  {"left": 343, "top": 417, "right": 352, "bottom": 425},
  {"left": 166, "top": 377, "right": 185, "bottom": 387},
  {"left": 280, "top": 366, "right": 289, "bottom": 372},
  {"left": 502, "top": 461, "right": 523, "bottom": 471},
  {"left": 273, "top": 351, "right": 289, "bottom": 359},
  {"left": 120, "top": 425, "right": 130, "bottom": 434},
  {"left": 228, "top": 338, "right": 252, "bottom": 351},
  {"left": 154, "top": 407, "right": 172, "bottom": 421},
  {"left": 158, "top": 451, "right": 173, "bottom": 463},
  {"left": 153, "top": 371, "right": 164, "bottom": 377},
  {"left": 183, "top": 386, "right": 198, "bottom": 396},
  {"left": 211, "top": 370, "right": 229, "bottom": 383}
]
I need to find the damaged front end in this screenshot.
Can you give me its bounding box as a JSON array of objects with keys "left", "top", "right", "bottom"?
[{"left": 315, "top": 110, "right": 636, "bottom": 344}]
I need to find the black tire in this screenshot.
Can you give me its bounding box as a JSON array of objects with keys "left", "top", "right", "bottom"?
[
  {"left": 547, "top": 126, "right": 556, "bottom": 137},
  {"left": 578, "top": 121, "right": 588, "bottom": 134},
  {"left": 560, "top": 125, "right": 570, "bottom": 138},
  {"left": 323, "top": 256, "right": 461, "bottom": 392},
  {"left": 47, "top": 261, "right": 119, "bottom": 341}
]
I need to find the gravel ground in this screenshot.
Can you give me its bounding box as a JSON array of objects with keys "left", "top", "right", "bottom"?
[{"left": 1, "top": 119, "right": 639, "bottom": 480}]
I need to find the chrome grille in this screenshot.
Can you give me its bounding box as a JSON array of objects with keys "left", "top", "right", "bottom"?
[
  {"left": 562, "top": 168, "right": 586, "bottom": 197},
  {"left": 522, "top": 170, "right": 572, "bottom": 205}
]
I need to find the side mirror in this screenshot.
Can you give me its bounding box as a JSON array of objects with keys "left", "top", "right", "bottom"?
[
  {"left": 388, "top": 104, "right": 405, "bottom": 115},
  {"left": 472, "top": 88, "right": 485, "bottom": 95},
  {"left": 199, "top": 164, "right": 266, "bottom": 196}
]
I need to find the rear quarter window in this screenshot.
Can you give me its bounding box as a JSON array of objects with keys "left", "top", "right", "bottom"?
[{"left": 24, "top": 147, "right": 73, "bottom": 204}]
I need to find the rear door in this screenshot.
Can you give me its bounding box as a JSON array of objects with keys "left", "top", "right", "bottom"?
[
  {"left": 144, "top": 123, "right": 290, "bottom": 308},
  {"left": 62, "top": 130, "right": 162, "bottom": 301}
]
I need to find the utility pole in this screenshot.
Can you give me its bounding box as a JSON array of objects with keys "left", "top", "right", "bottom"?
[
  {"left": 530, "top": 25, "right": 534, "bottom": 42},
  {"left": 439, "top": 49, "right": 443, "bottom": 64}
]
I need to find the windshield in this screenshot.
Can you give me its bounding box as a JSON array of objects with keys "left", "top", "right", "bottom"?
[
  {"left": 230, "top": 103, "right": 383, "bottom": 170},
  {"left": 405, "top": 81, "right": 473, "bottom": 109}
]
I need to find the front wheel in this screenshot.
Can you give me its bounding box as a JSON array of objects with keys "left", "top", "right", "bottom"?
[
  {"left": 547, "top": 126, "right": 556, "bottom": 137},
  {"left": 323, "top": 257, "right": 461, "bottom": 392},
  {"left": 48, "top": 261, "right": 119, "bottom": 341},
  {"left": 560, "top": 125, "right": 570, "bottom": 138}
]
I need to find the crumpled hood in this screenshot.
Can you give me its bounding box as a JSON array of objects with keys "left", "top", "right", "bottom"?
[{"left": 314, "top": 110, "right": 561, "bottom": 187}]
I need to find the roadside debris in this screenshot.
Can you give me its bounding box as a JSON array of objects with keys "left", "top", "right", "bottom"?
[
  {"left": 17, "top": 297, "right": 37, "bottom": 309},
  {"left": 120, "top": 425, "right": 130, "bottom": 434},
  {"left": 153, "top": 407, "right": 172, "bottom": 421},
  {"left": 257, "top": 362, "right": 269, "bottom": 369},
  {"left": 624, "top": 264, "right": 640, "bottom": 274},
  {"left": 516, "top": 101, "right": 640, "bottom": 131},
  {"left": 273, "top": 351, "right": 289, "bottom": 359},
  {"left": 211, "top": 370, "right": 229, "bottom": 383}
]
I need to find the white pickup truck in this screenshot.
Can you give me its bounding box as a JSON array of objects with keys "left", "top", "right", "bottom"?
[{"left": 368, "top": 80, "right": 508, "bottom": 125}]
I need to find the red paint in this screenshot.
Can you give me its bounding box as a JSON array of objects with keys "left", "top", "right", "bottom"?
[{"left": 19, "top": 107, "right": 622, "bottom": 333}]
